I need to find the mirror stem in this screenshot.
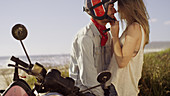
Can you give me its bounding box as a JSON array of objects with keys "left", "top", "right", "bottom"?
[
  {"left": 79, "top": 84, "right": 103, "bottom": 93},
  {"left": 20, "top": 40, "right": 32, "bottom": 68}
]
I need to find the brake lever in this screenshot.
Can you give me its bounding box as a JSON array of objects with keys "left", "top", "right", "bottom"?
[{"left": 8, "top": 64, "right": 31, "bottom": 74}]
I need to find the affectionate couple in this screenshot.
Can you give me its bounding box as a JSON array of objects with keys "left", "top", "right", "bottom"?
[{"left": 69, "top": 0, "right": 150, "bottom": 96}]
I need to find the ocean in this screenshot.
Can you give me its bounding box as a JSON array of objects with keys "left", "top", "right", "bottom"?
[{"left": 0, "top": 54, "right": 70, "bottom": 68}]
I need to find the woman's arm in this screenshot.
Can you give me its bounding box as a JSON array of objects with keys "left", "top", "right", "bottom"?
[{"left": 111, "top": 22, "right": 141, "bottom": 68}]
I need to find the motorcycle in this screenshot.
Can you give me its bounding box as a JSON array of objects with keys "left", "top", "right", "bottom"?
[{"left": 0, "top": 24, "right": 111, "bottom": 96}]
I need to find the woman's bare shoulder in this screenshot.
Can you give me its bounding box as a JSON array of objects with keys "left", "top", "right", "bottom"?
[
  {"left": 126, "top": 22, "right": 141, "bottom": 38},
  {"left": 128, "top": 22, "right": 140, "bottom": 31}
]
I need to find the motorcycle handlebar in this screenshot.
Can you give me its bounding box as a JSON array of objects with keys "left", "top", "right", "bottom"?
[{"left": 10, "top": 56, "right": 33, "bottom": 69}]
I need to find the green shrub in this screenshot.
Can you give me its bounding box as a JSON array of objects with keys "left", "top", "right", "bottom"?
[{"left": 26, "top": 75, "right": 37, "bottom": 89}]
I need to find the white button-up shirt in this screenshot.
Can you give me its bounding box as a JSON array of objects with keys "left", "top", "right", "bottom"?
[{"left": 69, "top": 22, "right": 112, "bottom": 96}]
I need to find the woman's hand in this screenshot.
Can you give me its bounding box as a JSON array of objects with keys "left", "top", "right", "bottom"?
[{"left": 110, "top": 21, "right": 119, "bottom": 38}]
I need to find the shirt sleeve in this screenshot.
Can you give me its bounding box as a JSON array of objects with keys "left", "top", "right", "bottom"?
[{"left": 77, "top": 35, "right": 104, "bottom": 96}]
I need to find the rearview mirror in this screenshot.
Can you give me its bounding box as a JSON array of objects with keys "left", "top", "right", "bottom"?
[
  {"left": 12, "top": 24, "right": 27, "bottom": 40},
  {"left": 97, "top": 71, "right": 111, "bottom": 84}
]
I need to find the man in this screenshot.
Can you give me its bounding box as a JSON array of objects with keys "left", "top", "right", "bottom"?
[{"left": 69, "top": 0, "right": 117, "bottom": 96}]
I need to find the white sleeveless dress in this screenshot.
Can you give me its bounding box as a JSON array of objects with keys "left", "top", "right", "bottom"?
[{"left": 108, "top": 25, "right": 145, "bottom": 96}]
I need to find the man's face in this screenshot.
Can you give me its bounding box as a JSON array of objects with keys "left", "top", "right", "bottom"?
[{"left": 106, "top": 3, "right": 117, "bottom": 22}]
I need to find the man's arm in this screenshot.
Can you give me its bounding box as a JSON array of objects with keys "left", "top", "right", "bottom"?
[{"left": 78, "top": 35, "right": 104, "bottom": 96}]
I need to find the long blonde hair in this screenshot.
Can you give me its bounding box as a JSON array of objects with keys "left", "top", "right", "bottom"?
[{"left": 118, "top": 0, "right": 150, "bottom": 45}]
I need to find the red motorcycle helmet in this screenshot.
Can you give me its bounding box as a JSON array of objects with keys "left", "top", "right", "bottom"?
[{"left": 83, "top": 0, "right": 117, "bottom": 20}]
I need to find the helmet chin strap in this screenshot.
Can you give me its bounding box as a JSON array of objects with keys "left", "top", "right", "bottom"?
[
  {"left": 105, "top": 15, "right": 116, "bottom": 21},
  {"left": 103, "top": 28, "right": 110, "bottom": 33}
]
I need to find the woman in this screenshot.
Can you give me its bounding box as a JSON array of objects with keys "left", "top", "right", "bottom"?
[{"left": 108, "top": 0, "right": 150, "bottom": 95}]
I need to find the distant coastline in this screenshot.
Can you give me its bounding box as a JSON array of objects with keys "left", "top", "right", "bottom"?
[
  {"left": 144, "top": 41, "right": 170, "bottom": 53},
  {"left": 0, "top": 41, "right": 170, "bottom": 68}
]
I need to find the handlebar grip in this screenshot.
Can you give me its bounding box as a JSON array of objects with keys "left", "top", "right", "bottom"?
[{"left": 10, "top": 56, "right": 30, "bottom": 68}]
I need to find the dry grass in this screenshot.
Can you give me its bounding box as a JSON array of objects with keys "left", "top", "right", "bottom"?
[{"left": 139, "top": 48, "right": 170, "bottom": 96}]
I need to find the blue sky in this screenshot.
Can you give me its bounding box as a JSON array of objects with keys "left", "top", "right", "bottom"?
[{"left": 0, "top": 0, "right": 170, "bottom": 57}]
